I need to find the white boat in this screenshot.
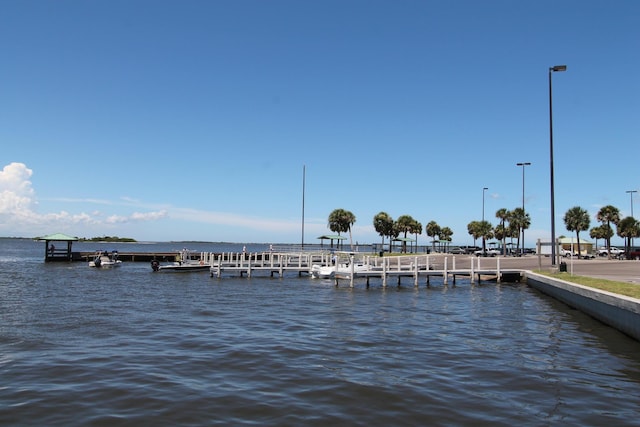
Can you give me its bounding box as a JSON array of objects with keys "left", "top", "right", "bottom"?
[
  {"left": 89, "top": 251, "right": 122, "bottom": 268},
  {"left": 151, "top": 249, "right": 209, "bottom": 272},
  {"left": 311, "top": 262, "right": 370, "bottom": 279}
]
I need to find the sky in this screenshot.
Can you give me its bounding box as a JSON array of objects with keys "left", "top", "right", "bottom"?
[{"left": 1, "top": 0, "right": 638, "bottom": 245}]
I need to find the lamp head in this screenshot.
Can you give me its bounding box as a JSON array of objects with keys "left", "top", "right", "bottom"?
[{"left": 551, "top": 65, "right": 567, "bottom": 72}]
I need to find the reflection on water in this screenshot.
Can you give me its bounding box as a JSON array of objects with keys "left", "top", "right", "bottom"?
[{"left": 1, "top": 238, "right": 640, "bottom": 426}]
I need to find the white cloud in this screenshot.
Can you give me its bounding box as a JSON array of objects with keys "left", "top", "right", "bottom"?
[
  {"left": 0, "top": 162, "right": 36, "bottom": 216},
  {"left": 0, "top": 162, "right": 315, "bottom": 241},
  {"left": 0, "top": 162, "right": 168, "bottom": 236}
]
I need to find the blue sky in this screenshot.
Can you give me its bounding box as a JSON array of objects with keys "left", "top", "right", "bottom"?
[{"left": 1, "top": 0, "right": 638, "bottom": 245}]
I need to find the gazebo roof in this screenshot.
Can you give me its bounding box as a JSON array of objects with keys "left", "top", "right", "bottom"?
[
  {"left": 317, "top": 235, "right": 347, "bottom": 240},
  {"left": 37, "top": 233, "right": 79, "bottom": 241}
]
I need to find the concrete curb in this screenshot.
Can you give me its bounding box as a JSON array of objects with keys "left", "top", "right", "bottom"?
[{"left": 526, "top": 271, "right": 640, "bottom": 341}]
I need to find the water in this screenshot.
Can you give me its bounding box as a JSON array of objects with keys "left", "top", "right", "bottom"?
[{"left": 2, "top": 238, "right": 640, "bottom": 426}]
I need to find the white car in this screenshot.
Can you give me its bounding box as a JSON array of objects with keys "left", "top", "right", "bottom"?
[
  {"left": 597, "top": 247, "right": 624, "bottom": 257},
  {"left": 474, "top": 248, "right": 500, "bottom": 257}
]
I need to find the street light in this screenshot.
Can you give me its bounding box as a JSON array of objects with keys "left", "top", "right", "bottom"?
[
  {"left": 627, "top": 190, "right": 637, "bottom": 218},
  {"left": 549, "top": 64, "right": 567, "bottom": 266},
  {"left": 517, "top": 162, "right": 531, "bottom": 255},
  {"left": 627, "top": 190, "right": 637, "bottom": 248},
  {"left": 482, "top": 187, "right": 488, "bottom": 222}
]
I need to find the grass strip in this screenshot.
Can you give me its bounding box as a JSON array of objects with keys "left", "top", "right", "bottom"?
[{"left": 534, "top": 270, "right": 640, "bottom": 299}]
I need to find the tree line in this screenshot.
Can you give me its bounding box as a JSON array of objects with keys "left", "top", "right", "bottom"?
[
  {"left": 565, "top": 204, "right": 640, "bottom": 258},
  {"left": 326, "top": 204, "right": 640, "bottom": 256}
]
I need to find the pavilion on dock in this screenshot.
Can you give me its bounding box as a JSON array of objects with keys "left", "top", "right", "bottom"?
[{"left": 37, "top": 233, "right": 78, "bottom": 262}]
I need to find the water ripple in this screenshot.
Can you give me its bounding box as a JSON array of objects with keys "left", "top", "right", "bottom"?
[{"left": 2, "top": 240, "right": 640, "bottom": 426}]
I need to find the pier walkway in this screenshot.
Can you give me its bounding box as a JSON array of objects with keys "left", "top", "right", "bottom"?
[{"left": 206, "top": 251, "right": 525, "bottom": 287}]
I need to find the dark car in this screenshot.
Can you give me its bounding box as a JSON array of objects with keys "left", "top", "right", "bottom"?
[{"left": 627, "top": 250, "right": 640, "bottom": 260}]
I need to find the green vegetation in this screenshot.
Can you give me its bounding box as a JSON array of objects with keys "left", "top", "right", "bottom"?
[
  {"left": 535, "top": 270, "right": 640, "bottom": 299},
  {"left": 81, "top": 236, "right": 137, "bottom": 243}
]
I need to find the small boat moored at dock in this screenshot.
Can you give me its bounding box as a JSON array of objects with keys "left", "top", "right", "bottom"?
[
  {"left": 310, "top": 262, "right": 371, "bottom": 279},
  {"left": 89, "top": 251, "right": 122, "bottom": 268},
  {"left": 151, "top": 249, "right": 209, "bottom": 272}
]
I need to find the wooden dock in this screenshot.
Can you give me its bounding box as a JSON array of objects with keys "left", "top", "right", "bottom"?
[
  {"left": 208, "top": 251, "right": 331, "bottom": 278},
  {"left": 206, "top": 251, "right": 525, "bottom": 287}
]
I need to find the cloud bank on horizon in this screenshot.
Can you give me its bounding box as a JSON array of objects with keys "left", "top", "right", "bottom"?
[{"left": 0, "top": 161, "right": 319, "bottom": 241}]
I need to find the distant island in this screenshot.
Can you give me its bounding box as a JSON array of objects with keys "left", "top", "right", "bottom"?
[{"left": 80, "top": 236, "right": 137, "bottom": 243}]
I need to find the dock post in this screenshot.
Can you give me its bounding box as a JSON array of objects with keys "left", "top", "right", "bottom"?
[
  {"left": 443, "top": 257, "right": 448, "bottom": 285},
  {"left": 382, "top": 258, "right": 388, "bottom": 288},
  {"left": 349, "top": 255, "right": 355, "bottom": 288},
  {"left": 414, "top": 257, "right": 418, "bottom": 287},
  {"left": 497, "top": 257, "right": 501, "bottom": 283},
  {"left": 470, "top": 256, "right": 475, "bottom": 284}
]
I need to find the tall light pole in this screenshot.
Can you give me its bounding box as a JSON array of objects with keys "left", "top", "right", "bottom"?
[
  {"left": 549, "top": 64, "right": 566, "bottom": 266},
  {"left": 301, "top": 165, "right": 306, "bottom": 248},
  {"left": 627, "top": 190, "right": 637, "bottom": 218},
  {"left": 482, "top": 187, "right": 488, "bottom": 222},
  {"left": 517, "top": 162, "right": 531, "bottom": 255},
  {"left": 627, "top": 189, "right": 637, "bottom": 248}
]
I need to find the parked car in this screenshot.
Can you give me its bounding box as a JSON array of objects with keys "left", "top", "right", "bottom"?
[
  {"left": 448, "top": 247, "right": 466, "bottom": 255},
  {"left": 474, "top": 248, "right": 500, "bottom": 257},
  {"left": 462, "top": 245, "right": 481, "bottom": 254},
  {"left": 597, "top": 246, "right": 625, "bottom": 257},
  {"left": 628, "top": 250, "right": 640, "bottom": 260}
]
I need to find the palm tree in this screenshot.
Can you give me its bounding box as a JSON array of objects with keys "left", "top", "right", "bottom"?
[
  {"left": 373, "top": 212, "right": 394, "bottom": 253},
  {"left": 478, "top": 220, "right": 494, "bottom": 253},
  {"left": 469, "top": 220, "right": 493, "bottom": 253},
  {"left": 410, "top": 219, "right": 423, "bottom": 253},
  {"left": 617, "top": 216, "right": 640, "bottom": 253},
  {"left": 467, "top": 221, "right": 481, "bottom": 247},
  {"left": 439, "top": 226, "right": 453, "bottom": 252},
  {"left": 425, "top": 221, "right": 441, "bottom": 253},
  {"left": 493, "top": 223, "right": 508, "bottom": 253},
  {"left": 328, "top": 208, "right": 356, "bottom": 250},
  {"left": 590, "top": 224, "right": 614, "bottom": 254},
  {"left": 563, "top": 206, "right": 590, "bottom": 258},
  {"left": 596, "top": 205, "right": 621, "bottom": 258},
  {"left": 395, "top": 215, "right": 416, "bottom": 253},
  {"left": 495, "top": 208, "right": 510, "bottom": 255},
  {"left": 509, "top": 208, "right": 530, "bottom": 255}
]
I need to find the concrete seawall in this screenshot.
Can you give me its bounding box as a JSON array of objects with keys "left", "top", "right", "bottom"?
[{"left": 526, "top": 271, "right": 640, "bottom": 341}]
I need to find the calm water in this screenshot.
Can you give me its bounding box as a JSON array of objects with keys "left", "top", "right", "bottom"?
[{"left": 2, "top": 238, "right": 640, "bottom": 426}]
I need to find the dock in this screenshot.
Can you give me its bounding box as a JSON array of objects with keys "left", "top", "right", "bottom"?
[{"left": 206, "top": 251, "right": 525, "bottom": 287}]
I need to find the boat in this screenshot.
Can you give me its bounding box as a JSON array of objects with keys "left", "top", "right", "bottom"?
[
  {"left": 89, "top": 251, "right": 122, "bottom": 268},
  {"left": 311, "top": 262, "right": 370, "bottom": 279},
  {"left": 151, "top": 249, "right": 209, "bottom": 272}
]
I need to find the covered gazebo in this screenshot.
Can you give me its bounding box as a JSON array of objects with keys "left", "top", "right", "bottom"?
[
  {"left": 317, "top": 234, "right": 347, "bottom": 248},
  {"left": 392, "top": 237, "right": 416, "bottom": 253},
  {"left": 37, "top": 233, "right": 78, "bottom": 262}
]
